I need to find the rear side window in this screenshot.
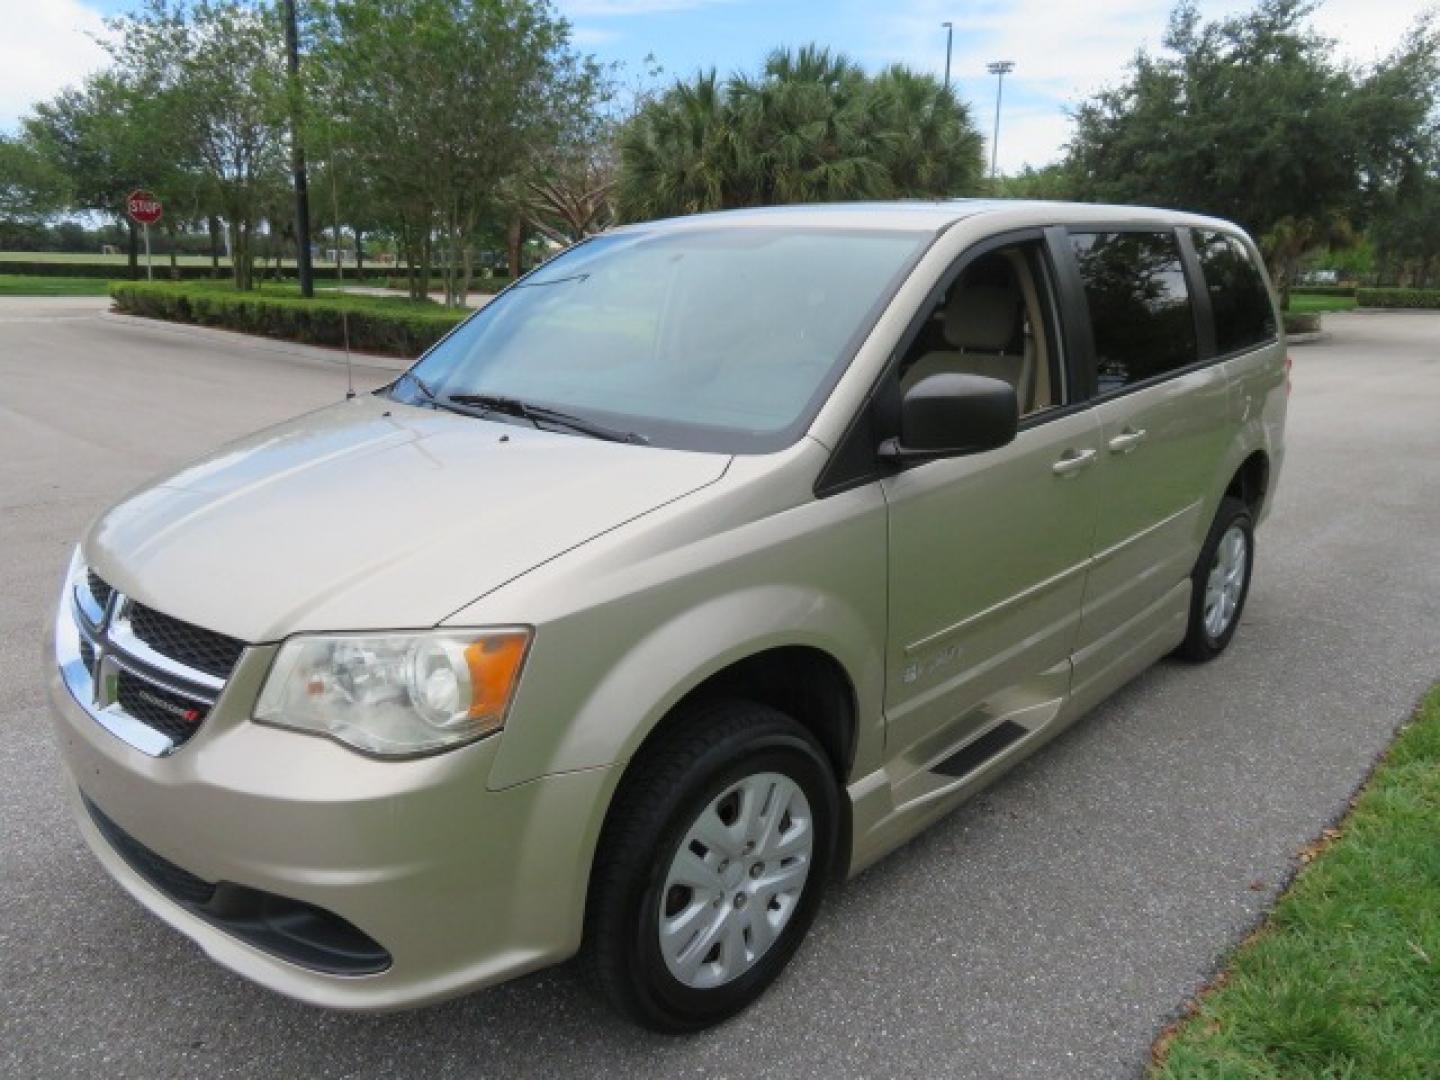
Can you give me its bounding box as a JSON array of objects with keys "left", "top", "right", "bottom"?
[
  {"left": 1069, "top": 231, "right": 1198, "bottom": 393},
  {"left": 1191, "top": 230, "right": 1277, "bottom": 354}
]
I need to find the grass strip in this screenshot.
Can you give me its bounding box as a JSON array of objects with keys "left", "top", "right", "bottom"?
[
  {"left": 1151, "top": 686, "right": 1440, "bottom": 1078},
  {"left": 0, "top": 275, "right": 115, "bottom": 296}
]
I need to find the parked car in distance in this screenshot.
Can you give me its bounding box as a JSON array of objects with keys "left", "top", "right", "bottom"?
[{"left": 48, "top": 200, "right": 1287, "bottom": 1032}]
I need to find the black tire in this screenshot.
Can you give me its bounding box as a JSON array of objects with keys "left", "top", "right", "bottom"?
[
  {"left": 1176, "top": 496, "right": 1255, "bottom": 662},
  {"left": 582, "top": 699, "right": 839, "bottom": 1033}
]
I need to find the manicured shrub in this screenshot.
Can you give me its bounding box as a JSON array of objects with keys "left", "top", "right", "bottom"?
[
  {"left": 382, "top": 274, "right": 515, "bottom": 294},
  {"left": 1283, "top": 311, "right": 1322, "bottom": 334},
  {"left": 1355, "top": 287, "right": 1440, "bottom": 309},
  {"left": 1291, "top": 285, "right": 1357, "bottom": 298},
  {"left": 110, "top": 281, "right": 468, "bottom": 357}
]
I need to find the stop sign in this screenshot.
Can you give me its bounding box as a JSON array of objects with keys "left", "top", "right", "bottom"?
[{"left": 126, "top": 190, "right": 163, "bottom": 226}]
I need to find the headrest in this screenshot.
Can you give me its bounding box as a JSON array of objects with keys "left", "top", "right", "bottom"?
[{"left": 943, "top": 285, "right": 1020, "bottom": 351}]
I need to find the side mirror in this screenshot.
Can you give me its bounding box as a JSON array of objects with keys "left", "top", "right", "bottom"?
[{"left": 878, "top": 373, "right": 1018, "bottom": 461}]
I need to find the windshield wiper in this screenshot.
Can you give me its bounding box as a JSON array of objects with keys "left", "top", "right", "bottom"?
[
  {"left": 396, "top": 370, "right": 443, "bottom": 405},
  {"left": 445, "top": 393, "right": 650, "bottom": 445}
]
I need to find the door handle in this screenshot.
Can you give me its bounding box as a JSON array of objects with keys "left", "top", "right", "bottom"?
[
  {"left": 1052, "top": 447, "right": 1097, "bottom": 477},
  {"left": 1107, "top": 427, "right": 1148, "bottom": 454}
]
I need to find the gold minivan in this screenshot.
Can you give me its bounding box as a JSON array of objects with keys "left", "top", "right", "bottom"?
[{"left": 48, "top": 201, "right": 1287, "bottom": 1031}]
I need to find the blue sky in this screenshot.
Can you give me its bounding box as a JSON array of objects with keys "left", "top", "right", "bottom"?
[{"left": 4, "top": 0, "right": 1432, "bottom": 171}]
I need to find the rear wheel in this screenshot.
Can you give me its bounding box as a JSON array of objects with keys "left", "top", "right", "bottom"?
[
  {"left": 1177, "top": 496, "right": 1254, "bottom": 661},
  {"left": 583, "top": 700, "right": 838, "bottom": 1032}
]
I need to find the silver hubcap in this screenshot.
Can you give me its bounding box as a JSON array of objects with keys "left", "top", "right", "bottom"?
[
  {"left": 1203, "top": 524, "right": 1248, "bottom": 638},
  {"left": 658, "top": 771, "right": 813, "bottom": 989}
]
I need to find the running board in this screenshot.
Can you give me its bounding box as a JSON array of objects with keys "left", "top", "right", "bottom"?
[{"left": 931, "top": 720, "right": 1029, "bottom": 777}]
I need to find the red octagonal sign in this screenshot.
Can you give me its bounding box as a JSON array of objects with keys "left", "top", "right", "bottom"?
[{"left": 126, "top": 189, "right": 163, "bottom": 226}]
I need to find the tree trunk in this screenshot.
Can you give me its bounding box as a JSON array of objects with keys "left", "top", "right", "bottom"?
[
  {"left": 506, "top": 213, "right": 523, "bottom": 279},
  {"left": 208, "top": 215, "right": 221, "bottom": 277},
  {"left": 459, "top": 236, "right": 474, "bottom": 306},
  {"left": 443, "top": 214, "right": 463, "bottom": 308},
  {"left": 355, "top": 229, "right": 365, "bottom": 281},
  {"left": 166, "top": 221, "right": 179, "bottom": 280},
  {"left": 420, "top": 231, "right": 433, "bottom": 303},
  {"left": 126, "top": 219, "right": 140, "bottom": 279},
  {"left": 230, "top": 220, "right": 254, "bottom": 291}
]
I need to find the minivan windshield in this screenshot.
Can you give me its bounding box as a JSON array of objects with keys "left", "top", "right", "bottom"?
[{"left": 391, "top": 227, "right": 931, "bottom": 452}]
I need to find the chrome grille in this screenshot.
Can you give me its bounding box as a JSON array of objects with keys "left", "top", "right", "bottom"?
[
  {"left": 58, "top": 565, "right": 249, "bottom": 756},
  {"left": 114, "top": 667, "right": 211, "bottom": 742},
  {"left": 86, "top": 570, "right": 113, "bottom": 611},
  {"left": 128, "top": 603, "right": 246, "bottom": 681}
]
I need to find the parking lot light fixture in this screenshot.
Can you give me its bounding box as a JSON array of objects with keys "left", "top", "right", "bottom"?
[{"left": 986, "top": 59, "right": 1015, "bottom": 181}]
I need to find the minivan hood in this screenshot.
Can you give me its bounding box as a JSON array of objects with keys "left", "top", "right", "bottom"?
[{"left": 86, "top": 397, "right": 730, "bottom": 642}]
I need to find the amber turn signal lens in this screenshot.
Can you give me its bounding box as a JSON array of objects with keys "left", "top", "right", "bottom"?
[{"left": 464, "top": 632, "right": 530, "bottom": 719}]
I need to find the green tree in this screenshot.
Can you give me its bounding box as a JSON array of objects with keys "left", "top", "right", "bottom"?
[
  {"left": 994, "top": 164, "right": 1076, "bottom": 201},
  {"left": 515, "top": 52, "right": 619, "bottom": 248},
  {"left": 1372, "top": 171, "right": 1440, "bottom": 286},
  {"left": 617, "top": 45, "right": 985, "bottom": 222},
  {"left": 311, "top": 0, "right": 593, "bottom": 306},
  {"left": 0, "top": 135, "right": 69, "bottom": 223},
  {"left": 106, "top": 0, "right": 290, "bottom": 290},
  {"left": 1065, "top": 0, "right": 1439, "bottom": 301},
  {"left": 24, "top": 74, "right": 156, "bottom": 276}
]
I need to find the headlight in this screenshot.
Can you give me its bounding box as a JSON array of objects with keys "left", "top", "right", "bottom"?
[{"left": 253, "top": 629, "right": 531, "bottom": 757}]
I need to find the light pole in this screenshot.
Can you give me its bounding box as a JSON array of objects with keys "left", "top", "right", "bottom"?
[
  {"left": 986, "top": 60, "right": 1015, "bottom": 182},
  {"left": 942, "top": 22, "right": 954, "bottom": 91},
  {"left": 282, "top": 0, "right": 314, "bottom": 298}
]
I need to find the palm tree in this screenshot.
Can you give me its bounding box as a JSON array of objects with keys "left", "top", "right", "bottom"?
[
  {"left": 616, "top": 45, "right": 985, "bottom": 222},
  {"left": 870, "top": 65, "right": 985, "bottom": 198}
]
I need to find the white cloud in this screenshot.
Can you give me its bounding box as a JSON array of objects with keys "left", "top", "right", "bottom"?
[
  {"left": 857, "top": 0, "right": 1435, "bottom": 172},
  {"left": 558, "top": 0, "right": 731, "bottom": 15},
  {"left": 571, "top": 25, "right": 623, "bottom": 45},
  {"left": 0, "top": 0, "right": 111, "bottom": 132}
]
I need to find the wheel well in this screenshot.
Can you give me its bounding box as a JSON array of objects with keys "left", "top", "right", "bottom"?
[
  {"left": 1226, "top": 450, "right": 1270, "bottom": 517},
  {"left": 666, "top": 646, "right": 857, "bottom": 781},
  {"left": 612, "top": 645, "right": 858, "bottom": 882}
]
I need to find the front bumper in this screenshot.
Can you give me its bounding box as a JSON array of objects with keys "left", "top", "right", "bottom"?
[{"left": 47, "top": 631, "right": 620, "bottom": 1010}]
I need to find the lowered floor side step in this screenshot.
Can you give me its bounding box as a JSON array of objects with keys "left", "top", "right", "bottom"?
[{"left": 931, "top": 719, "right": 1030, "bottom": 778}]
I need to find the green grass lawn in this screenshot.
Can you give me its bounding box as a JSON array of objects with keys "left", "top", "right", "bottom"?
[
  {"left": 0, "top": 250, "right": 354, "bottom": 268},
  {"left": 1152, "top": 686, "right": 1440, "bottom": 1078},
  {"left": 1288, "top": 294, "right": 1357, "bottom": 313},
  {"left": 0, "top": 275, "right": 115, "bottom": 296}
]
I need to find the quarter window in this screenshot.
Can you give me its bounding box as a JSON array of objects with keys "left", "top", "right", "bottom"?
[
  {"left": 1069, "top": 231, "right": 1198, "bottom": 393},
  {"left": 1191, "top": 230, "right": 1277, "bottom": 354}
]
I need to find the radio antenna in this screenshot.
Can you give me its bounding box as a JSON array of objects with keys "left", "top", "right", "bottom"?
[{"left": 324, "top": 126, "right": 355, "bottom": 399}]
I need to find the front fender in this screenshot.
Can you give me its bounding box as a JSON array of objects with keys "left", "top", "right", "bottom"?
[{"left": 488, "top": 581, "right": 886, "bottom": 791}]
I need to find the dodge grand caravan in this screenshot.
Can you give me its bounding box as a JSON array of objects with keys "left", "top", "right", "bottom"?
[{"left": 48, "top": 200, "right": 1287, "bottom": 1031}]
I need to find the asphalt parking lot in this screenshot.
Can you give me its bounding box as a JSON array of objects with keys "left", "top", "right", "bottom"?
[{"left": 2, "top": 299, "right": 1438, "bottom": 1079}]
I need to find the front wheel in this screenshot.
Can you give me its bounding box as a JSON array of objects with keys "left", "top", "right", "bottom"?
[
  {"left": 1176, "top": 496, "right": 1254, "bottom": 661},
  {"left": 583, "top": 700, "right": 839, "bottom": 1032}
]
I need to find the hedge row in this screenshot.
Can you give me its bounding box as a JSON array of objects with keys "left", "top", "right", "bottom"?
[
  {"left": 381, "top": 274, "right": 516, "bottom": 294},
  {"left": 1355, "top": 287, "right": 1440, "bottom": 309},
  {"left": 109, "top": 281, "right": 468, "bottom": 356},
  {"left": 1282, "top": 311, "right": 1322, "bottom": 334},
  {"left": 1292, "top": 285, "right": 1357, "bottom": 298}
]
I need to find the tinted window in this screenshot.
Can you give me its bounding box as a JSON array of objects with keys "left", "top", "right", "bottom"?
[
  {"left": 396, "top": 228, "right": 929, "bottom": 453},
  {"left": 1192, "top": 230, "right": 1276, "bottom": 354},
  {"left": 1069, "top": 231, "right": 1198, "bottom": 393}
]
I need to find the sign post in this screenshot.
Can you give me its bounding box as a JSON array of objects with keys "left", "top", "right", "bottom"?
[{"left": 125, "top": 190, "right": 164, "bottom": 281}]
